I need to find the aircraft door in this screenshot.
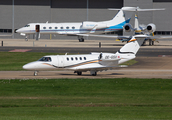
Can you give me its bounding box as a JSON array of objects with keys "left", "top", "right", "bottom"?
[
  {"left": 58, "top": 56, "right": 64, "bottom": 67},
  {"left": 35, "top": 25, "right": 40, "bottom": 40}
]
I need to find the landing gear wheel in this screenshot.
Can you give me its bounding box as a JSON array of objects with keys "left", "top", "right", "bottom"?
[
  {"left": 152, "top": 41, "right": 154, "bottom": 46},
  {"left": 34, "top": 71, "right": 38, "bottom": 76},
  {"left": 77, "top": 71, "right": 82, "bottom": 75},
  {"left": 79, "top": 38, "right": 84, "bottom": 42},
  {"left": 90, "top": 71, "right": 97, "bottom": 76},
  {"left": 92, "top": 72, "right": 97, "bottom": 76}
]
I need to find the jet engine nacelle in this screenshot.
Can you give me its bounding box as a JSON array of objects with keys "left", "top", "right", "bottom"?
[
  {"left": 146, "top": 23, "right": 156, "bottom": 33},
  {"left": 82, "top": 21, "right": 107, "bottom": 29},
  {"left": 123, "top": 23, "right": 133, "bottom": 32}
]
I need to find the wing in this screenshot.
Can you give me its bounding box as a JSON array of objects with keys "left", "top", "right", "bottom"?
[
  {"left": 65, "top": 62, "right": 119, "bottom": 72},
  {"left": 76, "top": 33, "right": 131, "bottom": 39},
  {"left": 148, "top": 36, "right": 172, "bottom": 40}
]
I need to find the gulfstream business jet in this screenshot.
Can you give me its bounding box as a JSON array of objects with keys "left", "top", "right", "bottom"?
[{"left": 16, "top": 7, "right": 137, "bottom": 42}]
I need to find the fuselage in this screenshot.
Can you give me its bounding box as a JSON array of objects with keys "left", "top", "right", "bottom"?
[
  {"left": 22, "top": 52, "right": 126, "bottom": 71},
  {"left": 16, "top": 20, "right": 127, "bottom": 35}
]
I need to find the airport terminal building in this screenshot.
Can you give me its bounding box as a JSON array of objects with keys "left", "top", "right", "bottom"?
[{"left": 0, "top": 0, "right": 172, "bottom": 39}]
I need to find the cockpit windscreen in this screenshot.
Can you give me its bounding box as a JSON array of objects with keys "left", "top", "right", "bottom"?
[{"left": 38, "top": 57, "right": 51, "bottom": 62}]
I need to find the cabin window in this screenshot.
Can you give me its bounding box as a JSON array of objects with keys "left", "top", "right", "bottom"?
[
  {"left": 43, "top": 27, "right": 46, "bottom": 29},
  {"left": 75, "top": 57, "right": 78, "bottom": 60},
  {"left": 61, "top": 27, "right": 63, "bottom": 29},
  {"left": 67, "top": 58, "right": 69, "bottom": 61},
  {"left": 84, "top": 57, "right": 86, "bottom": 60},
  {"left": 55, "top": 27, "right": 58, "bottom": 29},
  {"left": 72, "top": 27, "right": 75, "bottom": 29},
  {"left": 66, "top": 27, "right": 69, "bottom": 29},
  {"left": 49, "top": 27, "right": 52, "bottom": 29},
  {"left": 24, "top": 25, "right": 30, "bottom": 27},
  {"left": 80, "top": 57, "right": 82, "bottom": 60},
  {"left": 38, "top": 57, "right": 51, "bottom": 62},
  {"left": 71, "top": 57, "right": 73, "bottom": 61}
]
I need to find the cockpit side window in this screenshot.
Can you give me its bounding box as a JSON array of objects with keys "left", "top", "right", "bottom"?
[
  {"left": 38, "top": 57, "right": 51, "bottom": 62},
  {"left": 24, "top": 25, "right": 30, "bottom": 27}
]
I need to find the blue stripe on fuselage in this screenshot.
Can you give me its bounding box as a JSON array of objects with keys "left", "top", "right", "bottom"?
[{"left": 35, "top": 19, "right": 131, "bottom": 33}]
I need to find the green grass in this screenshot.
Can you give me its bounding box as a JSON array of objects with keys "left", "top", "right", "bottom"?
[
  {"left": 0, "top": 52, "right": 137, "bottom": 71},
  {"left": 0, "top": 78, "right": 172, "bottom": 120},
  {"left": 0, "top": 52, "right": 57, "bottom": 70}
]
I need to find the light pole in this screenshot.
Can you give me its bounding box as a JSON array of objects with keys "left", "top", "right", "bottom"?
[{"left": 12, "top": 0, "right": 14, "bottom": 39}]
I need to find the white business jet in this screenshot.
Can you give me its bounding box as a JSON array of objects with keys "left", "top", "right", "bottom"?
[
  {"left": 23, "top": 34, "right": 146, "bottom": 76},
  {"left": 16, "top": 7, "right": 137, "bottom": 42}
]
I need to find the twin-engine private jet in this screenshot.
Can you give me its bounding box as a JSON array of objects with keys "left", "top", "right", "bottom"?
[
  {"left": 23, "top": 35, "right": 145, "bottom": 76},
  {"left": 16, "top": 7, "right": 137, "bottom": 42}
]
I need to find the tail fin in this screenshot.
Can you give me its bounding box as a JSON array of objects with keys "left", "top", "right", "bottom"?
[
  {"left": 116, "top": 36, "right": 145, "bottom": 64},
  {"left": 107, "top": 7, "right": 137, "bottom": 27},
  {"left": 118, "top": 36, "right": 144, "bottom": 54}
]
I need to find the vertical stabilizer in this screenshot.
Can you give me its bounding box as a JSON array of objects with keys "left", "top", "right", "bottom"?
[
  {"left": 117, "top": 35, "right": 145, "bottom": 55},
  {"left": 134, "top": 14, "right": 139, "bottom": 30},
  {"left": 116, "top": 35, "right": 145, "bottom": 64},
  {"left": 107, "top": 7, "right": 137, "bottom": 27}
]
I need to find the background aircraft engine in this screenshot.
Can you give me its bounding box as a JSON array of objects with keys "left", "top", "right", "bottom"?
[
  {"left": 146, "top": 23, "right": 156, "bottom": 33},
  {"left": 123, "top": 23, "right": 133, "bottom": 32},
  {"left": 82, "top": 21, "right": 97, "bottom": 29}
]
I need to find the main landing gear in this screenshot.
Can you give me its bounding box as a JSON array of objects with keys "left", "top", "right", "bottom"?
[
  {"left": 90, "top": 71, "right": 97, "bottom": 76},
  {"left": 74, "top": 71, "right": 97, "bottom": 76},
  {"left": 78, "top": 36, "right": 84, "bottom": 42}
]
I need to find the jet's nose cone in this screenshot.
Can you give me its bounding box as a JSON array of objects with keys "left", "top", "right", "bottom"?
[
  {"left": 16, "top": 29, "right": 22, "bottom": 33},
  {"left": 23, "top": 64, "right": 30, "bottom": 70}
]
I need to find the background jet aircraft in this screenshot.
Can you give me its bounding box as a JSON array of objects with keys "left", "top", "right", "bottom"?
[
  {"left": 78, "top": 7, "right": 171, "bottom": 44},
  {"left": 16, "top": 7, "right": 137, "bottom": 42}
]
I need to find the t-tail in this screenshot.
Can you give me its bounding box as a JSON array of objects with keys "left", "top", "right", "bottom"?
[
  {"left": 107, "top": 7, "right": 138, "bottom": 28},
  {"left": 116, "top": 35, "right": 145, "bottom": 64}
]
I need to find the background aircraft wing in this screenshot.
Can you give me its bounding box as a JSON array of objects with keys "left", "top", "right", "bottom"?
[
  {"left": 148, "top": 36, "right": 172, "bottom": 40},
  {"left": 76, "top": 34, "right": 131, "bottom": 39}
]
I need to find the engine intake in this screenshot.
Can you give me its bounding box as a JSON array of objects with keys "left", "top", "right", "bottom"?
[
  {"left": 123, "top": 23, "right": 133, "bottom": 32},
  {"left": 146, "top": 23, "right": 156, "bottom": 33}
]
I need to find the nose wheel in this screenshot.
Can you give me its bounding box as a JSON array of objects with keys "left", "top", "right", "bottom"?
[
  {"left": 34, "top": 71, "right": 38, "bottom": 76},
  {"left": 25, "top": 35, "right": 29, "bottom": 41}
]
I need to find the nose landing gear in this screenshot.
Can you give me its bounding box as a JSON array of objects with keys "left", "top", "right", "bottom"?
[{"left": 34, "top": 71, "right": 38, "bottom": 76}]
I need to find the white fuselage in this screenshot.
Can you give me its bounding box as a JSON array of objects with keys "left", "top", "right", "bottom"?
[
  {"left": 16, "top": 7, "right": 135, "bottom": 39},
  {"left": 16, "top": 21, "right": 126, "bottom": 36},
  {"left": 23, "top": 52, "right": 135, "bottom": 72}
]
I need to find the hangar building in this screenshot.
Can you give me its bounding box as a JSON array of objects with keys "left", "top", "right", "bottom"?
[{"left": 0, "top": 0, "right": 172, "bottom": 39}]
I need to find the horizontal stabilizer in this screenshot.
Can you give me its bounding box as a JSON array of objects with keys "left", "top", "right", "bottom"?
[{"left": 108, "top": 7, "right": 165, "bottom": 12}]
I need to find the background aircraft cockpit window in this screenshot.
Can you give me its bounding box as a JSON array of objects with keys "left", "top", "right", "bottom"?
[
  {"left": 66, "top": 27, "right": 69, "bottom": 29},
  {"left": 80, "top": 57, "right": 82, "bottom": 60},
  {"left": 38, "top": 57, "right": 52, "bottom": 62},
  {"left": 61, "top": 27, "right": 63, "bottom": 29},
  {"left": 24, "top": 25, "right": 30, "bottom": 27},
  {"left": 43, "top": 27, "right": 46, "bottom": 29},
  {"left": 71, "top": 57, "right": 73, "bottom": 61},
  {"left": 49, "top": 27, "right": 52, "bottom": 29},
  {"left": 72, "top": 27, "right": 75, "bottom": 29},
  {"left": 75, "top": 57, "right": 78, "bottom": 60},
  {"left": 55, "top": 27, "right": 58, "bottom": 29},
  {"left": 67, "top": 58, "right": 69, "bottom": 61},
  {"left": 84, "top": 57, "right": 86, "bottom": 60}
]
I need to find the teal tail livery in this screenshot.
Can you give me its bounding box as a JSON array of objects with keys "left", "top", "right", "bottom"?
[{"left": 16, "top": 7, "right": 136, "bottom": 42}]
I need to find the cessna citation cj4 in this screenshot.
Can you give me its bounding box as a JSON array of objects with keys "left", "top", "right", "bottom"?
[
  {"left": 16, "top": 7, "right": 137, "bottom": 42},
  {"left": 23, "top": 35, "right": 145, "bottom": 76}
]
